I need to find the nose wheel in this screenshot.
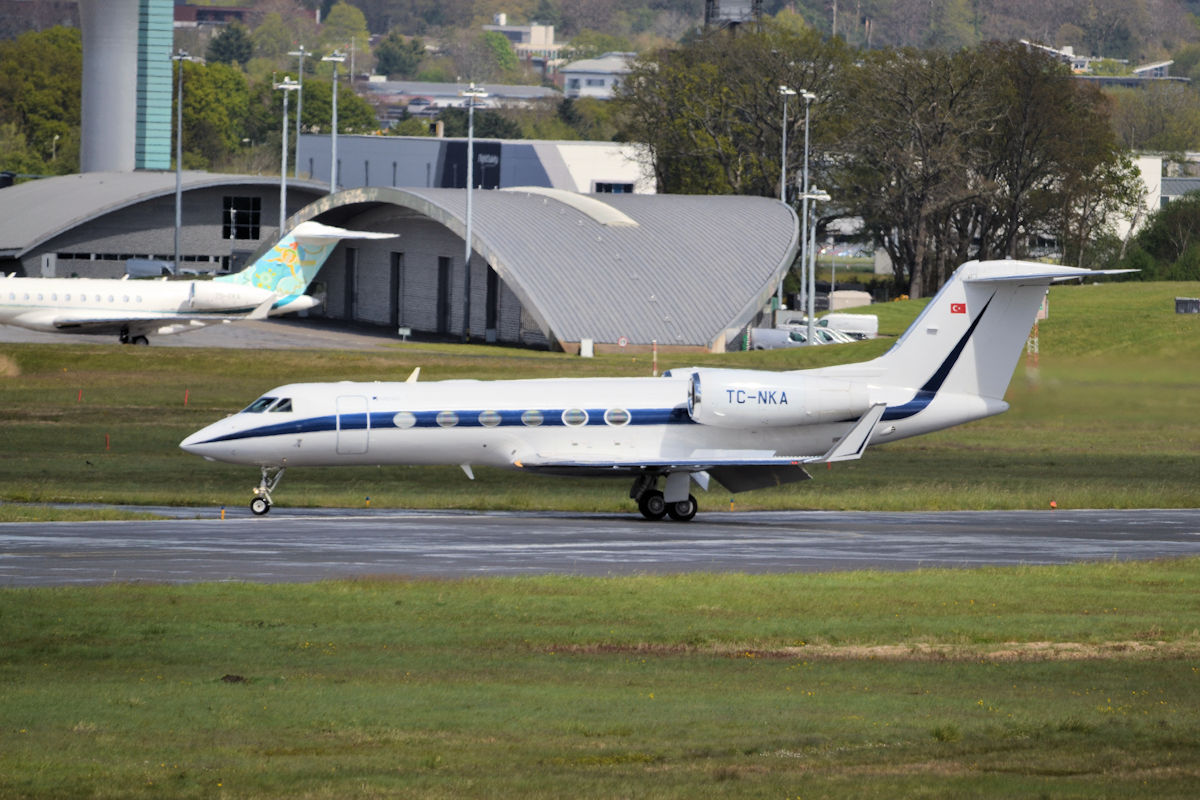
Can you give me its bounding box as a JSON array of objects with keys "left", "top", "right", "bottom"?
[{"left": 250, "top": 466, "right": 285, "bottom": 515}]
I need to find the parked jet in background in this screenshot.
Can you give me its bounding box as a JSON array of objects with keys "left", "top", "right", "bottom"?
[
  {"left": 0, "top": 222, "right": 393, "bottom": 344},
  {"left": 181, "top": 260, "right": 1126, "bottom": 520}
]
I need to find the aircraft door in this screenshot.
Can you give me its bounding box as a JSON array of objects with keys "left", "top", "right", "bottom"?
[{"left": 336, "top": 395, "right": 369, "bottom": 454}]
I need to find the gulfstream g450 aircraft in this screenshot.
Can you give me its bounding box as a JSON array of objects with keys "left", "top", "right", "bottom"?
[
  {"left": 181, "top": 260, "right": 1122, "bottom": 520},
  {"left": 0, "top": 222, "right": 393, "bottom": 344}
]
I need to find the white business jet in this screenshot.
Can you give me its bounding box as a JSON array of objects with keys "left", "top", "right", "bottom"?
[
  {"left": 181, "top": 260, "right": 1123, "bottom": 520},
  {"left": 0, "top": 222, "right": 393, "bottom": 344}
]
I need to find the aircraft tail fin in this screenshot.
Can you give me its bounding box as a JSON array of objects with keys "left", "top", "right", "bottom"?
[
  {"left": 214, "top": 221, "right": 395, "bottom": 297},
  {"left": 869, "top": 261, "right": 1131, "bottom": 403}
]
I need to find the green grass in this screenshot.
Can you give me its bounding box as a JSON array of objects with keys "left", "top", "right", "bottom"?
[
  {"left": 0, "top": 280, "right": 1197, "bottom": 514},
  {"left": 3, "top": 560, "right": 1200, "bottom": 798}
]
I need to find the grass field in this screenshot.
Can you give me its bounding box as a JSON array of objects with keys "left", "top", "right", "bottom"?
[
  {"left": 2, "top": 561, "right": 1200, "bottom": 798},
  {"left": 1, "top": 280, "right": 1198, "bottom": 517},
  {"left": 2, "top": 281, "right": 1200, "bottom": 797}
]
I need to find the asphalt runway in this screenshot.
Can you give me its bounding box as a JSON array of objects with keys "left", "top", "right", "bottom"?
[{"left": 2, "top": 507, "right": 1198, "bottom": 586}]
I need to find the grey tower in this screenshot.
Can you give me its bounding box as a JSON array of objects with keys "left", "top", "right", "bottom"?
[{"left": 78, "top": 0, "right": 172, "bottom": 172}]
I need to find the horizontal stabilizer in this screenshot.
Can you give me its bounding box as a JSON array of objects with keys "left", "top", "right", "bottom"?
[
  {"left": 290, "top": 221, "right": 396, "bottom": 243},
  {"left": 810, "top": 403, "right": 886, "bottom": 463}
]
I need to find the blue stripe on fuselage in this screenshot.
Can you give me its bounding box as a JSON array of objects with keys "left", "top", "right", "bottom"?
[{"left": 191, "top": 406, "right": 693, "bottom": 445}]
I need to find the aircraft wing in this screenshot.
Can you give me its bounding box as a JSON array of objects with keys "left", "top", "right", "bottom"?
[{"left": 514, "top": 404, "right": 888, "bottom": 493}]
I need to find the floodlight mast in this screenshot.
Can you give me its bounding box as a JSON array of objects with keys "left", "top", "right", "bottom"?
[
  {"left": 274, "top": 77, "right": 301, "bottom": 235},
  {"left": 461, "top": 83, "right": 488, "bottom": 343},
  {"left": 322, "top": 51, "right": 346, "bottom": 194},
  {"left": 287, "top": 46, "right": 310, "bottom": 178}
]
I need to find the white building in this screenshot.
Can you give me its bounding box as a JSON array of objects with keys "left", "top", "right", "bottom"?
[{"left": 561, "top": 52, "right": 635, "bottom": 100}]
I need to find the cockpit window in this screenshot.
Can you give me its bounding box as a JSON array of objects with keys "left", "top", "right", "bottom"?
[
  {"left": 243, "top": 396, "right": 277, "bottom": 413},
  {"left": 269, "top": 398, "right": 292, "bottom": 412}
]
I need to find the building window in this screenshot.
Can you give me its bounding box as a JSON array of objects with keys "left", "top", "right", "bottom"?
[
  {"left": 585, "top": 78, "right": 605, "bottom": 87},
  {"left": 223, "top": 196, "right": 261, "bottom": 240},
  {"left": 595, "top": 182, "right": 634, "bottom": 194}
]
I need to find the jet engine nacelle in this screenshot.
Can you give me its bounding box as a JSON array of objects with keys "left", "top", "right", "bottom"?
[
  {"left": 687, "top": 369, "right": 872, "bottom": 428},
  {"left": 187, "top": 281, "right": 266, "bottom": 312}
]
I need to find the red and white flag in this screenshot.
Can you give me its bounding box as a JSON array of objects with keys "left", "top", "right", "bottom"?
[{"left": 950, "top": 303, "right": 966, "bottom": 314}]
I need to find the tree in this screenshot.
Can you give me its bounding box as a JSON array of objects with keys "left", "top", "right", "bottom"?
[
  {"left": 206, "top": 22, "right": 253, "bottom": 67},
  {"left": 0, "top": 26, "right": 81, "bottom": 173},
  {"left": 619, "top": 23, "right": 852, "bottom": 197},
  {"left": 375, "top": 31, "right": 425, "bottom": 78},
  {"left": 1120, "top": 191, "right": 1200, "bottom": 280},
  {"left": 179, "top": 61, "right": 251, "bottom": 168},
  {"left": 837, "top": 47, "right": 993, "bottom": 296},
  {"left": 320, "top": 2, "right": 372, "bottom": 70},
  {"left": 435, "top": 106, "right": 523, "bottom": 139},
  {"left": 252, "top": 13, "right": 293, "bottom": 60}
]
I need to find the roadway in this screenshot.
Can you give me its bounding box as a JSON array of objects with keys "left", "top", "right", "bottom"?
[{"left": 2, "top": 507, "right": 1198, "bottom": 586}]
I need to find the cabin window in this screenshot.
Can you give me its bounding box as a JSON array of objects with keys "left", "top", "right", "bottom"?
[
  {"left": 436, "top": 410, "right": 459, "bottom": 428},
  {"left": 604, "top": 408, "right": 631, "bottom": 426},
  {"left": 478, "top": 410, "right": 502, "bottom": 427},
  {"left": 562, "top": 408, "right": 588, "bottom": 427},
  {"left": 393, "top": 411, "right": 417, "bottom": 429},
  {"left": 243, "top": 397, "right": 277, "bottom": 413},
  {"left": 521, "top": 409, "right": 544, "bottom": 427}
]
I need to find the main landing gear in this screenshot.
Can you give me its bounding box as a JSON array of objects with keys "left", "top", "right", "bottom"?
[
  {"left": 630, "top": 474, "right": 698, "bottom": 522},
  {"left": 250, "top": 466, "right": 286, "bottom": 515}
]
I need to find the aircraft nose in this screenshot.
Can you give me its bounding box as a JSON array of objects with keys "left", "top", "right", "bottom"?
[{"left": 180, "top": 425, "right": 220, "bottom": 457}]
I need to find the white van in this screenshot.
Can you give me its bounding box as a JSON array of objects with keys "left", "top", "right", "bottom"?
[{"left": 817, "top": 313, "right": 878, "bottom": 340}]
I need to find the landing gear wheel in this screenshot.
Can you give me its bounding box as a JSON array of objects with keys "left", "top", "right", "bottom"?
[
  {"left": 638, "top": 489, "right": 667, "bottom": 520},
  {"left": 250, "top": 496, "right": 271, "bottom": 516},
  {"left": 131, "top": 335, "right": 149, "bottom": 346},
  {"left": 666, "top": 494, "right": 698, "bottom": 522}
]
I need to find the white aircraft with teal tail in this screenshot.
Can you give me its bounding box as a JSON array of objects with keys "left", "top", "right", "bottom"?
[{"left": 0, "top": 222, "right": 393, "bottom": 344}]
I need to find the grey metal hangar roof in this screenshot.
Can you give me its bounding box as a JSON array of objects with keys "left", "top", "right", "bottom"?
[
  {"left": 0, "top": 171, "right": 327, "bottom": 259},
  {"left": 296, "top": 186, "right": 799, "bottom": 351}
]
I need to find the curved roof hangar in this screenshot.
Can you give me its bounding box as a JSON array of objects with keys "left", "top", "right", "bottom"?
[{"left": 295, "top": 186, "right": 799, "bottom": 351}]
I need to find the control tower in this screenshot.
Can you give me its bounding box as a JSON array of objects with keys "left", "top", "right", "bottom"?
[{"left": 78, "top": 0, "right": 172, "bottom": 172}]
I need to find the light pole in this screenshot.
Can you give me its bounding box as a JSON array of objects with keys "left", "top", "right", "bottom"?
[
  {"left": 287, "top": 45, "right": 309, "bottom": 178},
  {"left": 778, "top": 86, "right": 795, "bottom": 204},
  {"left": 172, "top": 50, "right": 191, "bottom": 272},
  {"left": 460, "top": 82, "right": 487, "bottom": 343},
  {"left": 274, "top": 77, "right": 300, "bottom": 235},
  {"left": 51, "top": 133, "right": 60, "bottom": 161},
  {"left": 322, "top": 50, "right": 345, "bottom": 194},
  {"left": 802, "top": 189, "right": 831, "bottom": 344},
  {"left": 776, "top": 85, "right": 797, "bottom": 317},
  {"left": 798, "top": 90, "right": 816, "bottom": 332}
]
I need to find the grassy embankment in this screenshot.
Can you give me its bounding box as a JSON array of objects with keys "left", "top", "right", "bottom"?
[
  {"left": 0, "top": 280, "right": 1197, "bottom": 517},
  {"left": 3, "top": 560, "right": 1200, "bottom": 798}
]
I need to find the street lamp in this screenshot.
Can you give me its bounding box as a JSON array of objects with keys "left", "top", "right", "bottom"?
[
  {"left": 172, "top": 50, "right": 192, "bottom": 273},
  {"left": 460, "top": 82, "right": 487, "bottom": 343},
  {"left": 776, "top": 85, "right": 798, "bottom": 318},
  {"left": 322, "top": 50, "right": 345, "bottom": 194},
  {"left": 801, "top": 188, "right": 831, "bottom": 345},
  {"left": 287, "top": 45, "right": 310, "bottom": 178},
  {"left": 274, "top": 77, "right": 301, "bottom": 235},
  {"left": 778, "top": 86, "right": 796, "bottom": 204},
  {"left": 51, "top": 133, "right": 60, "bottom": 161},
  {"left": 797, "top": 90, "right": 816, "bottom": 333}
]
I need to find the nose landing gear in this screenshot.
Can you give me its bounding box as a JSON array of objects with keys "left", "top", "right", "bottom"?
[{"left": 251, "top": 466, "right": 286, "bottom": 515}]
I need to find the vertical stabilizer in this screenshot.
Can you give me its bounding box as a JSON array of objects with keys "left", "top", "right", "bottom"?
[
  {"left": 870, "top": 260, "right": 1127, "bottom": 405},
  {"left": 215, "top": 221, "right": 395, "bottom": 296}
]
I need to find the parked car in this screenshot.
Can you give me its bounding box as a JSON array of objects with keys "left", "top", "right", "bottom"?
[{"left": 748, "top": 326, "right": 853, "bottom": 350}]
